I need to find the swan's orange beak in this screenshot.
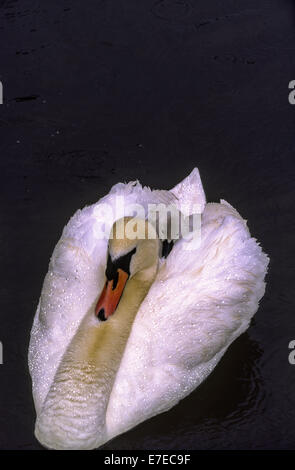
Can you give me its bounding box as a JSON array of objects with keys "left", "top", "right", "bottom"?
[{"left": 95, "top": 268, "right": 129, "bottom": 321}]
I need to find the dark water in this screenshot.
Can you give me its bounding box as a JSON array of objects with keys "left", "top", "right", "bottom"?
[{"left": 0, "top": 0, "right": 295, "bottom": 450}]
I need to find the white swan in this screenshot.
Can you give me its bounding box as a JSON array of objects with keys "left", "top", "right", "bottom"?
[{"left": 28, "top": 168, "right": 269, "bottom": 450}]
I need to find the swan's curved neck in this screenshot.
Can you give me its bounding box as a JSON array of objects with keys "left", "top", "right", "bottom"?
[{"left": 36, "top": 236, "right": 159, "bottom": 450}]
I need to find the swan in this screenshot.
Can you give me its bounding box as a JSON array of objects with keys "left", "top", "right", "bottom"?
[{"left": 28, "top": 168, "right": 269, "bottom": 450}]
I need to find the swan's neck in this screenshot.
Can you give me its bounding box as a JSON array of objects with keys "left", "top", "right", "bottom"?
[{"left": 36, "top": 239, "right": 159, "bottom": 450}]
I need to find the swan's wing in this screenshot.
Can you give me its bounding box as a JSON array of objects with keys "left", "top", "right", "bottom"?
[
  {"left": 29, "top": 169, "right": 205, "bottom": 414},
  {"left": 106, "top": 201, "right": 269, "bottom": 439},
  {"left": 28, "top": 239, "right": 103, "bottom": 414}
]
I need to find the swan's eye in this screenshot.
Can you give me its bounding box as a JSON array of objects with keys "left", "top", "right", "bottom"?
[{"left": 106, "top": 247, "right": 137, "bottom": 280}]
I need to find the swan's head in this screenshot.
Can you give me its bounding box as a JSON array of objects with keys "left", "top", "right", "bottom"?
[{"left": 95, "top": 217, "right": 160, "bottom": 321}]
